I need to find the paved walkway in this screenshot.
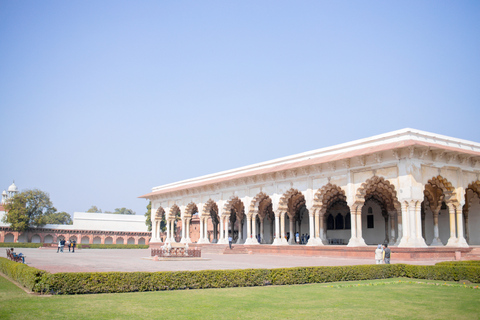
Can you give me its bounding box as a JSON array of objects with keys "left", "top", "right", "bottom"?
[{"left": 4, "top": 247, "right": 443, "bottom": 274}]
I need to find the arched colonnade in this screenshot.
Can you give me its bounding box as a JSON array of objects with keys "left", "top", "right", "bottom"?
[{"left": 152, "top": 176, "right": 478, "bottom": 247}]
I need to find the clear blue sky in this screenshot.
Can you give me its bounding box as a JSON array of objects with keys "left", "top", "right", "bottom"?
[{"left": 1, "top": 1, "right": 479, "bottom": 217}]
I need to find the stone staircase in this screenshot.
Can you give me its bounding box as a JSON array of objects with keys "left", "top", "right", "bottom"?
[{"left": 463, "top": 247, "right": 480, "bottom": 260}]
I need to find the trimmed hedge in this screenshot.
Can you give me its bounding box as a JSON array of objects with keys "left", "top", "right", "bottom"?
[
  {"left": 0, "top": 258, "right": 48, "bottom": 292},
  {"left": 0, "top": 242, "right": 43, "bottom": 248},
  {"left": 1, "top": 258, "right": 479, "bottom": 295},
  {"left": 77, "top": 244, "right": 149, "bottom": 249},
  {"left": 403, "top": 264, "right": 480, "bottom": 283},
  {"left": 435, "top": 260, "right": 480, "bottom": 266}
]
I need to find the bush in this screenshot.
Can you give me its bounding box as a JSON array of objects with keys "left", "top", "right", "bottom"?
[
  {"left": 0, "top": 257, "right": 48, "bottom": 292},
  {"left": 403, "top": 264, "right": 480, "bottom": 283},
  {"left": 77, "top": 244, "right": 149, "bottom": 249},
  {"left": 435, "top": 261, "right": 480, "bottom": 266},
  {"left": 1, "top": 260, "right": 478, "bottom": 295},
  {"left": 0, "top": 242, "right": 43, "bottom": 248}
]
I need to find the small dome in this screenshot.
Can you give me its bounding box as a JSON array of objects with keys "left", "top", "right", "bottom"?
[
  {"left": 2, "top": 190, "right": 6, "bottom": 195},
  {"left": 8, "top": 182, "right": 18, "bottom": 192}
]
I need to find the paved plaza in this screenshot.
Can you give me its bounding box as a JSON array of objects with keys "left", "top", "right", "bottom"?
[{"left": 4, "top": 247, "right": 443, "bottom": 274}]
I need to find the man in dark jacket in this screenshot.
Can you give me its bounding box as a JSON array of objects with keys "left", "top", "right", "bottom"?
[{"left": 383, "top": 244, "right": 391, "bottom": 264}]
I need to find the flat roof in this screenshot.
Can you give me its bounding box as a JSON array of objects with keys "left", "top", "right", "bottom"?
[{"left": 140, "top": 128, "right": 480, "bottom": 199}]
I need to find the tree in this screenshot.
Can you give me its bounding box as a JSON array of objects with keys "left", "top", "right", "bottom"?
[
  {"left": 44, "top": 211, "right": 73, "bottom": 225},
  {"left": 86, "top": 206, "right": 102, "bottom": 213},
  {"left": 145, "top": 201, "right": 152, "bottom": 231},
  {"left": 2, "top": 189, "right": 56, "bottom": 231},
  {"left": 113, "top": 207, "right": 135, "bottom": 215}
]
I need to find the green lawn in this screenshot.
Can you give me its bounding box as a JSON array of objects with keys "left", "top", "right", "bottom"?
[{"left": 1, "top": 275, "right": 479, "bottom": 319}]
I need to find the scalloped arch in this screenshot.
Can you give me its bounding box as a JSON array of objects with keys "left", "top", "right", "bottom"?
[
  {"left": 168, "top": 204, "right": 181, "bottom": 220},
  {"left": 184, "top": 202, "right": 198, "bottom": 216},
  {"left": 155, "top": 207, "right": 165, "bottom": 219},
  {"left": 313, "top": 183, "right": 346, "bottom": 215},
  {"left": 355, "top": 176, "right": 400, "bottom": 212},
  {"left": 248, "top": 192, "right": 271, "bottom": 218},
  {"left": 202, "top": 199, "right": 219, "bottom": 218}
]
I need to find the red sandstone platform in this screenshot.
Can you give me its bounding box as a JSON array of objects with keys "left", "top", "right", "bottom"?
[{"left": 152, "top": 243, "right": 480, "bottom": 261}]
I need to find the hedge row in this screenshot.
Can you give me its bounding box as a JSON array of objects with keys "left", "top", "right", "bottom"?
[
  {"left": 0, "top": 243, "right": 43, "bottom": 248},
  {"left": 78, "top": 244, "right": 149, "bottom": 249},
  {"left": 0, "top": 258, "right": 47, "bottom": 292},
  {"left": 1, "top": 258, "right": 478, "bottom": 295},
  {"left": 0, "top": 243, "right": 148, "bottom": 249},
  {"left": 435, "top": 260, "right": 480, "bottom": 266}
]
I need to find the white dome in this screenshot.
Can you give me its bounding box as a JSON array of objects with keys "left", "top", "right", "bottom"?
[
  {"left": 2, "top": 190, "right": 6, "bottom": 195},
  {"left": 8, "top": 182, "right": 18, "bottom": 192}
]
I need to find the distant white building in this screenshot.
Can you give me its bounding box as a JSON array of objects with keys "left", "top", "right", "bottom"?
[{"left": 0, "top": 183, "right": 150, "bottom": 244}]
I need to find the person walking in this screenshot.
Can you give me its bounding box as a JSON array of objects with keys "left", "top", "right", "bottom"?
[
  {"left": 60, "top": 239, "right": 65, "bottom": 253},
  {"left": 383, "top": 244, "right": 391, "bottom": 264},
  {"left": 67, "top": 240, "right": 71, "bottom": 252},
  {"left": 228, "top": 236, "right": 232, "bottom": 249},
  {"left": 57, "top": 240, "right": 61, "bottom": 253},
  {"left": 375, "top": 244, "right": 383, "bottom": 264},
  {"left": 72, "top": 240, "right": 76, "bottom": 253}
]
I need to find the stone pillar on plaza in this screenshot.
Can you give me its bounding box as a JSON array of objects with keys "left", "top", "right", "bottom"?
[
  {"left": 288, "top": 215, "right": 295, "bottom": 245},
  {"left": 347, "top": 205, "right": 366, "bottom": 247},
  {"left": 306, "top": 210, "right": 319, "bottom": 246},
  {"left": 388, "top": 211, "right": 396, "bottom": 245},
  {"left": 165, "top": 219, "right": 171, "bottom": 243},
  {"left": 446, "top": 203, "right": 458, "bottom": 247},
  {"left": 430, "top": 206, "right": 443, "bottom": 246},
  {"left": 202, "top": 217, "right": 211, "bottom": 244},
  {"left": 413, "top": 201, "right": 427, "bottom": 247},
  {"left": 456, "top": 202, "right": 468, "bottom": 247},
  {"left": 272, "top": 211, "right": 288, "bottom": 245},
  {"left": 245, "top": 215, "right": 256, "bottom": 245},
  {"left": 217, "top": 215, "right": 228, "bottom": 244}
]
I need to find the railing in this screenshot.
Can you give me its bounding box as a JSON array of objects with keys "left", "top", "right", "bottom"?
[{"left": 151, "top": 247, "right": 201, "bottom": 258}]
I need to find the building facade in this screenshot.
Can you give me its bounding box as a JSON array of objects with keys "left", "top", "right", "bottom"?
[
  {"left": 1, "top": 186, "right": 150, "bottom": 245},
  {"left": 141, "top": 129, "right": 480, "bottom": 248}
]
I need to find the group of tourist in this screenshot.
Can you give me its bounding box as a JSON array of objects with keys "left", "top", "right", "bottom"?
[
  {"left": 56, "top": 239, "right": 77, "bottom": 253},
  {"left": 284, "top": 232, "right": 310, "bottom": 244},
  {"left": 374, "top": 244, "right": 391, "bottom": 264}
]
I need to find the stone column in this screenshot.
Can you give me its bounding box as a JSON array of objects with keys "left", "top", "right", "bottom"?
[
  {"left": 224, "top": 216, "right": 229, "bottom": 241},
  {"left": 186, "top": 218, "right": 192, "bottom": 243},
  {"left": 398, "top": 201, "right": 410, "bottom": 247},
  {"left": 456, "top": 208, "right": 468, "bottom": 247},
  {"left": 319, "top": 213, "right": 326, "bottom": 244},
  {"left": 260, "top": 217, "right": 265, "bottom": 244},
  {"left": 281, "top": 212, "right": 286, "bottom": 243},
  {"left": 166, "top": 219, "right": 171, "bottom": 243},
  {"left": 306, "top": 211, "right": 315, "bottom": 246},
  {"left": 245, "top": 215, "right": 256, "bottom": 245},
  {"left": 464, "top": 210, "right": 470, "bottom": 244},
  {"left": 198, "top": 217, "right": 204, "bottom": 242},
  {"left": 170, "top": 219, "right": 177, "bottom": 242},
  {"left": 383, "top": 212, "right": 389, "bottom": 244},
  {"left": 430, "top": 207, "right": 443, "bottom": 246},
  {"left": 395, "top": 208, "right": 403, "bottom": 246},
  {"left": 180, "top": 218, "right": 186, "bottom": 243},
  {"left": 314, "top": 212, "right": 320, "bottom": 239},
  {"left": 219, "top": 216, "right": 224, "bottom": 242},
  {"left": 446, "top": 203, "right": 458, "bottom": 247},
  {"left": 414, "top": 201, "right": 427, "bottom": 247},
  {"left": 347, "top": 206, "right": 357, "bottom": 246},
  {"left": 236, "top": 217, "right": 243, "bottom": 244},
  {"left": 388, "top": 211, "right": 396, "bottom": 245},
  {"left": 288, "top": 216, "right": 295, "bottom": 245},
  {"left": 252, "top": 216, "right": 257, "bottom": 241},
  {"left": 357, "top": 209, "right": 366, "bottom": 246},
  {"left": 244, "top": 215, "right": 253, "bottom": 244}
]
